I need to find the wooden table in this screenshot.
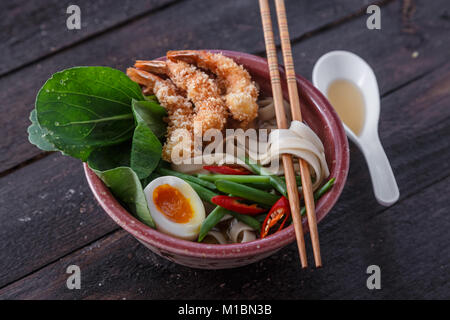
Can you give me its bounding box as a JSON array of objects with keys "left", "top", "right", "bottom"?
[{"left": 0, "top": 0, "right": 448, "bottom": 300}]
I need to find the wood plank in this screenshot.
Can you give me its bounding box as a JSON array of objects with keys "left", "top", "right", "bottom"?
[
  {"left": 0, "top": 154, "right": 118, "bottom": 287},
  {"left": 0, "top": 0, "right": 375, "bottom": 288},
  {"left": 0, "top": 0, "right": 384, "bottom": 173},
  {"left": 0, "top": 59, "right": 448, "bottom": 298},
  {"left": 0, "top": 0, "right": 178, "bottom": 76},
  {"left": 1, "top": 175, "right": 447, "bottom": 299},
  {"left": 0, "top": 0, "right": 370, "bottom": 76},
  {"left": 289, "top": 0, "right": 450, "bottom": 97}
]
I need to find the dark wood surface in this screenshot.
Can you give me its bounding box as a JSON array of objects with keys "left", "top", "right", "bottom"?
[{"left": 0, "top": 0, "right": 448, "bottom": 299}]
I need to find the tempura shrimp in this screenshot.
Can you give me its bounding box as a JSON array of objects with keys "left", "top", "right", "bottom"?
[
  {"left": 126, "top": 68, "right": 194, "bottom": 162},
  {"left": 135, "top": 60, "right": 228, "bottom": 134},
  {"left": 167, "top": 50, "right": 259, "bottom": 125}
]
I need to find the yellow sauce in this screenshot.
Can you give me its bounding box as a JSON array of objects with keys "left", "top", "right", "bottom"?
[
  {"left": 327, "top": 79, "right": 366, "bottom": 136},
  {"left": 153, "top": 184, "right": 193, "bottom": 223}
]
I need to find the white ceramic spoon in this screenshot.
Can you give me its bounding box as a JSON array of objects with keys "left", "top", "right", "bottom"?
[{"left": 312, "top": 50, "right": 399, "bottom": 206}]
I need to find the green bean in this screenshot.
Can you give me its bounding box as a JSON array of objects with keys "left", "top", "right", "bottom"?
[
  {"left": 281, "top": 176, "right": 303, "bottom": 185},
  {"left": 157, "top": 167, "right": 216, "bottom": 190},
  {"left": 242, "top": 156, "right": 289, "bottom": 197},
  {"left": 186, "top": 181, "right": 218, "bottom": 204},
  {"left": 198, "top": 174, "right": 288, "bottom": 193},
  {"left": 198, "top": 174, "right": 270, "bottom": 184},
  {"left": 244, "top": 182, "right": 274, "bottom": 190},
  {"left": 314, "top": 178, "right": 336, "bottom": 200},
  {"left": 300, "top": 178, "right": 336, "bottom": 216},
  {"left": 269, "top": 176, "right": 288, "bottom": 197},
  {"left": 198, "top": 206, "right": 228, "bottom": 242},
  {"left": 242, "top": 156, "right": 267, "bottom": 175},
  {"left": 215, "top": 180, "right": 279, "bottom": 206},
  {"left": 228, "top": 211, "right": 261, "bottom": 231}
]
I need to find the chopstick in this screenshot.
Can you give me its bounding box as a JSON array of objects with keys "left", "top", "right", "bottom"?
[
  {"left": 274, "top": 0, "right": 322, "bottom": 267},
  {"left": 258, "top": 0, "right": 308, "bottom": 268},
  {"left": 259, "top": 0, "right": 323, "bottom": 268}
]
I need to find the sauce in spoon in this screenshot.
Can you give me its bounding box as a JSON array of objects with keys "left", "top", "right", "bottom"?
[{"left": 327, "top": 79, "right": 365, "bottom": 136}]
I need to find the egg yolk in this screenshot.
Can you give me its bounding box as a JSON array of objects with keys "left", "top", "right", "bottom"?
[{"left": 153, "top": 184, "right": 193, "bottom": 223}]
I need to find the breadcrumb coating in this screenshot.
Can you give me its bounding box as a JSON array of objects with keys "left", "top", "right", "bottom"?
[
  {"left": 167, "top": 50, "right": 259, "bottom": 125},
  {"left": 135, "top": 60, "right": 228, "bottom": 135},
  {"left": 165, "top": 60, "right": 227, "bottom": 134}
]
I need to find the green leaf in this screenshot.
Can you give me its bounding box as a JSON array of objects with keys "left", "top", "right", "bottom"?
[
  {"left": 143, "top": 95, "right": 158, "bottom": 102},
  {"left": 131, "top": 99, "right": 167, "bottom": 139},
  {"left": 140, "top": 172, "right": 161, "bottom": 190},
  {"left": 35, "top": 67, "right": 143, "bottom": 161},
  {"left": 27, "top": 109, "right": 57, "bottom": 151},
  {"left": 87, "top": 141, "right": 131, "bottom": 171},
  {"left": 87, "top": 143, "right": 156, "bottom": 228},
  {"left": 130, "top": 124, "right": 162, "bottom": 179},
  {"left": 89, "top": 165, "right": 155, "bottom": 228},
  {"left": 129, "top": 101, "right": 163, "bottom": 180}
]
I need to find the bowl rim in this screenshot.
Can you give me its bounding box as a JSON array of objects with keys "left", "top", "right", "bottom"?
[{"left": 84, "top": 49, "right": 349, "bottom": 259}]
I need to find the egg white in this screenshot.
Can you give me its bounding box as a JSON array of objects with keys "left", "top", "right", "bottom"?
[{"left": 144, "top": 176, "right": 205, "bottom": 240}]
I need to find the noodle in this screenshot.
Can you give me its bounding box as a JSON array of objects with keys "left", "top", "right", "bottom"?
[
  {"left": 219, "top": 213, "right": 233, "bottom": 222},
  {"left": 204, "top": 230, "right": 228, "bottom": 244},
  {"left": 228, "top": 219, "right": 257, "bottom": 243},
  {"left": 257, "top": 96, "right": 290, "bottom": 123}
]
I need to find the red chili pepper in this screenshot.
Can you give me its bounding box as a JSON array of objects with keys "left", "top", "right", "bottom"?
[
  {"left": 260, "top": 196, "right": 291, "bottom": 238},
  {"left": 203, "top": 165, "right": 251, "bottom": 175},
  {"left": 211, "top": 195, "right": 266, "bottom": 215}
]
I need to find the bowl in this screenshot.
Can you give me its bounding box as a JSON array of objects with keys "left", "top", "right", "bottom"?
[{"left": 84, "top": 50, "right": 349, "bottom": 269}]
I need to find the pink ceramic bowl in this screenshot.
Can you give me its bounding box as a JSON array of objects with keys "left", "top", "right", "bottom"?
[{"left": 84, "top": 50, "right": 349, "bottom": 269}]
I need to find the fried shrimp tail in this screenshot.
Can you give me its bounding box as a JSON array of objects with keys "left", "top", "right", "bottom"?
[
  {"left": 135, "top": 60, "right": 169, "bottom": 75},
  {"left": 167, "top": 50, "right": 259, "bottom": 125},
  {"left": 126, "top": 68, "right": 194, "bottom": 162},
  {"left": 135, "top": 60, "right": 228, "bottom": 134}
]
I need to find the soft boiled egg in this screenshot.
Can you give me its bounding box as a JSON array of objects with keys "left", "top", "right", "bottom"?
[{"left": 144, "top": 176, "right": 205, "bottom": 240}]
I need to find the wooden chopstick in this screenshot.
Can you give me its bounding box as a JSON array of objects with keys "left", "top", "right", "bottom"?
[
  {"left": 274, "top": 0, "right": 322, "bottom": 267},
  {"left": 258, "top": 0, "right": 308, "bottom": 268}
]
